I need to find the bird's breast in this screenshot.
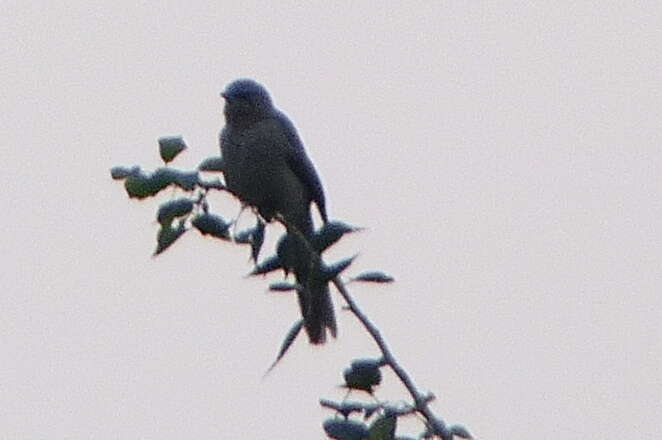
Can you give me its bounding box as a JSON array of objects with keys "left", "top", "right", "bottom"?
[{"left": 221, "top": 122, "right": 301, "bottom": 211}]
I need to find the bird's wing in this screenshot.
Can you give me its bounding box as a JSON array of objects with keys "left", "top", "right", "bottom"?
[{"left": 276, "top": 111, "right": 328, "bottom": 223}]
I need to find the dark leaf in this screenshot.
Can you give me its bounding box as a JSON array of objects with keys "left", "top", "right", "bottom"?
[
  {"left": 197, "top": 178, "right": 225, "bottom": 191},
  {"left": 156, "top": 198, "right": 194, "bottom": 226},
  {"left": 314, "top": 221, "right": 362, "bottom": 252},
  {"left": 351, "top": 358, "right": 384, "bottom": 370},
  {"left": 249, "top": 255, "right": 283, "bottom": 276},
  {"left": 198, "top": 156, "right": 225, "bottom": 172},
  {"left": 321, "top": 400, "right": 383, "bottom": 419},
  {"left": 124, "top": 172, "right": 162, "bottom": 199},
  {"left": 110, "top": 165, "right": 140, "bottom": 180},
  {"left": 149, "top": 167, "right": 199, "bottom": 192},
  {"left": 353, "top": 271, "right": 395, "bottom": 283},
  {"left": 344, "top": 359, "right": 382, "bottom": 393},
  {"left": 158, "top": 135, "right": 187, "bottom": 163},
  {"left": 250, "top": 219, "right": 265, "bottom": 263},
  {"left": 322, "top": 256, "right": 356, "bottom": 281},
  {"left": 150, "top": 167, "right": 179, "bottom": 190},
  {"left": 173, "top": 170, "right": 199, "bottom": 191},
  {"left": 266, "top": 319, "right": 304, "bottom": 372},
  {"left": 122, "top": 167, "right": 201, "bottom": 199},
  {"left": 449, "top": 425, "right": 473, "bottom": 439},
  {"left": 154, "top": 222, "right": 186, "bottom": 256},
  {"left": 275, "top": 232, "right": 304, "bottom": 273},
  {"left": 191, "top": 213, "right": 231, "bottom": 240},
  {"left": 337, "top": 402, "right": 367, "bottom": 418},
  {"left": 268, "top": 281, "right": 298, "bottom": 292},
  {"left": 323, "top": 419, "right": 370, "bottom": 440},
  {"left": 368, "top": 415, "right": 396, "bottom": 440}
]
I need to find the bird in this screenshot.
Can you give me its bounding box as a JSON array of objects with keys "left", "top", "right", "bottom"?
[{"left": 219, "top": 78, "right": 336, "bottom": 344}]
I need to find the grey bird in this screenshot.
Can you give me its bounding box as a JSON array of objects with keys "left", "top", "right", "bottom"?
[{"left": 219, "top": 78, "right": 337, "bottom": 344}]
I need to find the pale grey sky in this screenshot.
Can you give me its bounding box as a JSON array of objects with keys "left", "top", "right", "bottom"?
[{"left": 2, "top": 2, "right": 661, "bottom": 439}]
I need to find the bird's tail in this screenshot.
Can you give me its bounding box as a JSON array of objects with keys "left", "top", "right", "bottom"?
[
  {"left": 296, "top": 272, "right": 337, "bottom": 344},
  {"left": 278, "top": 224, "right": 337, "bottom": 344}
]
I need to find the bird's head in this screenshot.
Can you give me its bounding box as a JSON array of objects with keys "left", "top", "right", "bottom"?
[{"left": 221, "top": 79, "right": 274, "bottom": 124}]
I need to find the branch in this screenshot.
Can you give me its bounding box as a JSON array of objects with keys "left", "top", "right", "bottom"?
[{"left": 332, "top": 277, "right": 451, "bottom": 439}]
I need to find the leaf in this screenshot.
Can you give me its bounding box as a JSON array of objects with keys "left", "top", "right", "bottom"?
[
  {"left": 250, "top": 219, "right": 265, "bottom": 263},
  {"left": 274, "top": 232, "right": 302, "bottom": 273},
  {"left": 121, "top": 167, "right": 201, "bottom": 199},
  {"left": 343, "top": 359, "right": 382, "bottom": 393},
  {"left": 156, "top": 198, "right": 194, "bottom": 226},
  {"left": 158, "top": 135, "right": 187, "bottom": 163},
  {"left": 153, "top": 222, "right": 187, "bottom": 256},
  {"left": 351, "top": 358, "right": 384, "bottom": 370},
  {"left": 368, "top": 415, "right": 396, "bottom": 440},
  {"left": 268, "top": 281, "right": 298, "bottom": 292},
  {"left": 322, "top": 255, "right": 357, "bottom": 281},
  {"left": 198, "top": 156, "right": 225, "bottom": 172},
  {"left": 110, "top": 165, "right": 140, "bottom": 180},
  {"left": 336, "top": 402, "right": 367, "bottom": 418},
  {"left": 449, "top": 425, "right": 473, "bottom": 439},
  {"left": 314, "top": 221, "right": 362, "bottom": 252},
  {"left": 323, "top": 419, "right": 370, "bottom": 440},
  {"left": 124, "top": 172, "right": 162, "bottom": 199},
  {"left": 353, "top": 271, "right": 395, "bottom": 283},
  {"left": 146, "top": 167, "right": 197, "bottom": 192},
  {"left": 191, "top": 213, "right": 231, "bottom": 240},
  {"left": 173, "top": 170, "right": 199, "bottom": 191},
  {"left": 197, "top": 178, "right": 225, "bottom": 191},
  {"left": 266, "top": 319, "right": 304, "bottom": 373},
  {"left": 149, "top": 167, "right": 179, "bottom": 189},
  {"left": 249, "top": 255, "right": 283, "bottom": 276},
  {"left": 124, "top": 168, "right": 175, "bottom": 200}
]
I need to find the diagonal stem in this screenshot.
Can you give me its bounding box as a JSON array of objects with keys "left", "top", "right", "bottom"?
[{"left": 332, "top": 278, "right": 451, "bottom": 439}]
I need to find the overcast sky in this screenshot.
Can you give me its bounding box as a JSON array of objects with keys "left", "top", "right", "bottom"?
[{"left": 2, "top": 2, "right": 661, "bottom": 439}]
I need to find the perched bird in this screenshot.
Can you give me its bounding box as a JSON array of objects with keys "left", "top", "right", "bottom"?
[{"left": 219, "top": 78, "right": 336, "bottom": 344}]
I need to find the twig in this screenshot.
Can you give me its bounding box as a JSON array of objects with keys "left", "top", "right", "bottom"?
[{"left": 332, "top": 278, "right": 451, "bottom": 440}]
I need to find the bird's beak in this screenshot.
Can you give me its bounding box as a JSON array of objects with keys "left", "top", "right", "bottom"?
[{"left": 220, "top": 92, "right": 228, "bottom": 99}]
